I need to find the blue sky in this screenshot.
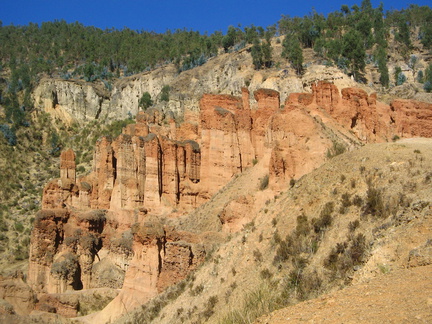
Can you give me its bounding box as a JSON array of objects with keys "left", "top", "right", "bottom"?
[{"left": 1, "top": 0, "right": 431, "bottom": 33}]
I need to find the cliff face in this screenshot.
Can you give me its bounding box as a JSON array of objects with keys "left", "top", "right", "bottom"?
[
  {"left": 27, "top": 82, "right": 432, "bottom": 320},
  {"left": 32, "top": 79, "right": 111, "bottom": 124},
  {"left": 32, "top": 52, "right": 358, "bottom": 125}
]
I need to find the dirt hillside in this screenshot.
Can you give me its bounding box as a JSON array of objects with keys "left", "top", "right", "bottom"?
[{"left": 256, "top": 264, "right": 432, "bottom": 323}]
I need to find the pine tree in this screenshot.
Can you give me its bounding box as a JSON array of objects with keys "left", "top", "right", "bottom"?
[
  {"left": 375, "top": 47, "right": 389, "bottom": 88},
  {"left": 222, "top": 26, "right": 237, "bottom": 52},
  {"left": 424, "top": 63, "right": 432, "bottom": 92},
  {"left": 282, "top": 36, "right": 304, "bottom": 75},
  {"left": 138, "top": 92, "right": 153, "bottom": 110},
  {"left": 342, "top": 29, "right": 365, "bottom": 80},
  {"left": 262, "top": 31, "right": 273, "bottom": 68},
  {"left": 160, "top": 85, "right": 170, "bottom": 102},
  {"left": 251, "top": 39, "right": 263, "bottom": 70}
]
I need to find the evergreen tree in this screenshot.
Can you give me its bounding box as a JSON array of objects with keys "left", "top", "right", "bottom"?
[
  {"left": 417, "top": 70, "right": 424, "bottom": 83},
  {"left": 395, "top": 19, "right": 411, "bottom": 49},
  {"left": 424, "top": 64, "right": 432, "bottom": 92},
  {"left": 251, "top": 39, "right": 263, "bottom": 70},
  {"left": 420, "top": 22, "right": 432, "bottom": 49},
  {"left": 262, "top": 31, "right": 273, "bottom": 68},
  {"left": 138, "top": 92, "right": 153, "bottom": 110},
  {"left": 342, "top": 29, "right": 365, "bottom": 80},
  {"left": 394, "top": 66, "right": 402, "bottom": 84},
  {"left": 244, "top": 25, "right": 258, "bottom": 44},
  {"left": 160, "top": 85, "right": 170, "bottom": 102},
  {"left": 375, "top": 47, "right": 389, "bottom": 88},
  {"left": 222, "top": 26, "right": 237, "bottom": 52},
  {"left": 360, "top": 0, "right": 373, "bottom": 13},
  {"left": 282, "top": 36, "right": 304, "bottom": 75}
]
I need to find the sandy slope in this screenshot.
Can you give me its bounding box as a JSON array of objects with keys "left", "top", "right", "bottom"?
[{"left": 256, "top": 264, "right": 432, "bottom": 323}]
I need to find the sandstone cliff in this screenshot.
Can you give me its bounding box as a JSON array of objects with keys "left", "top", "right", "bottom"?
[{"left": 24, "top": 82, "right": 432, "bottom": 322}]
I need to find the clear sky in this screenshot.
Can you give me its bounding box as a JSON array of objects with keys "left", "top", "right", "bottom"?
[{"left": 1, "top": 0, "right": 431, "bottom": 33}]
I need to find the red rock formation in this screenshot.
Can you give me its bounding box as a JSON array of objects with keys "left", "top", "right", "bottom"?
[
  {"left": 312, "top": 81, "right": 340, "bottom": 110},
  {"left": 391, "top": 99, "right": 432, "bottom": 137},
  {"left": 60, "top": 149, "right": 76, "bottom": 183},
  {"left": 308, "top": 81, "right": 393, "bottom": 142},
  {"left": 28, "top": 83, "right": 432, "bottom": 322},
  {"left": 286, "top": 92, "right": 314, "bottom": 107},
  {"left": 267, "top": 107, "right": 331, "bottom": 188},
  {"left": 42, "top": 150, "right": 79, "bottom": 209},
  {"left": 199, "top": 93, "right": 254, "bottom": 197},
  {"left": 252, "top": 89, "right": 281, "bottom": 161},
  {"left": 254, "top": 88, "right": 280, "bottom": 111}
]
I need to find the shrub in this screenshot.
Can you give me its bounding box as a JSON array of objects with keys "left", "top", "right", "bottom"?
[
  {"left": 312, "top": 202, "right": 334, "bottom": 233},
  {"left": 51, "top": 253, "right": 79, "bottom": 280},
  {"left": 396, "top": 72, "right": 407, "bottom": 86},
  {"left": 111, "top": 231, "right": 133, "bottom": 255},
  {"left": 253, "top": 249, "right": 263, "bottom": 263},
  {"left": 138, "top": 92, "right": 153, "bottom": 110},
  {"left": 0, "top": 125, "right": 17, "bottom": 146},
  {"left": 363, "top": 181, "right": 386, "bottom": 218},
  {"left": 260, "top": 268, "right": 273, "bottom": 280},
  {"left": 202, "top": 295, "right": 218, "bottom": 319},
  {"left": 243, "top": 221, "right": 256, "bottom": 232},
  {"left": 259, "top": 175, "right": 269, "bottom": 190},
  {"left": 220, "top": 284, "right": 281, "bottom": 324},
  {"left": 417, "top": 70, "right": 424, "bottom": 83},
  {"left": 0, "top": 217, "right": 8, "bottom": 232},
  {"left": 294, "top": 214, "right": 310, "bottom": 237},
  {"left": 341, "top": 193, "right": 351, "bottom": 208},
  {"left": 14, "top": 222, "right": 24, "bottom": 233},
  {"left": 326, "top": 141, "right": 346, "bottom": 158},
  {"left": 324, "top": 233, "right": 367, "bottom": 278},
  {"left": 273, "top": 235, "right": 294, "bottom": 264},
  {"left": 160, "top": 85, "right": 170, "bottom": 102},
  {"left": 348, "top": 219, "right": 360, "bottom": 232},
  {"left": 282, "top": 268, "right": 322, "bottom": 302},
  {"left": 14, "top": 245, "right": 27, "bottom": 260},
  {"left": 231, "top": 267, "right": 237, "bottom": 276},
  {"left": 190, "top": 283, "right": 204, "bottom": 296},
  {"left": 272, "top": 230, "right": 281, "bottom": 245},
  {"left": 424, "top": 63, "right": 432, "bottom": 92},
  {"left": 77, "top": 293, "right": 115, "bottom": 316}
]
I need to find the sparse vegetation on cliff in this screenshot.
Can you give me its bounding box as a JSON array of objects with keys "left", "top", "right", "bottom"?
[{"left": 0, "top": 1, "right": 432, "bottom": 323}]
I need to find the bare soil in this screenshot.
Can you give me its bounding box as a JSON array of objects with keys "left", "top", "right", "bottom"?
[{"left": 256, "top": 264, "right": 432, "bottom": 324}]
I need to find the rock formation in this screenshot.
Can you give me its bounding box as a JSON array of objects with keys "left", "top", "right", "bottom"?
[{"left": 26, "top": 81, "right": 432, "bottom": 321}]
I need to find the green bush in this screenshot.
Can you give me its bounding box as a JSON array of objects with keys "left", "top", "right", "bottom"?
[
  {"left": 202, "top": 295, "right": 218, "bottom": 319},
  {"left": 160, "top": 85, "right": 170, "bottom": 102},
  {"left": 326, "top": 141, "right": 346, "bottom": 158},
  {"left": 14, "top": 222, "right": 24, "bottom": 233},
  {"left": 324, "top": 233, "right": 367, "bottom": 277},
  {"left": 363, "top": 181, "right": 386, "bottom": 218},
  {"left": 190, "top": 283, "right": 204, "bottom": 296},
  {"left": 312, "top": 202, "right": 334, "bottom": 233},
  {"left": 138, "top": 92, "right": 153, "bottom": 110},
  {"left": 259, "top": 175, "right": 269, "bottom": 190}
]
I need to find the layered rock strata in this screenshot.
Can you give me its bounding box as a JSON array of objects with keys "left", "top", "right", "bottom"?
[{"left": 27, "top": 81, "right": 432, "bottom": 321}]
